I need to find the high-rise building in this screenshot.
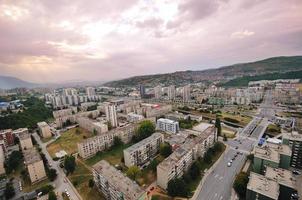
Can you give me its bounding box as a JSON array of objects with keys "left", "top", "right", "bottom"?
[
  {"left": 93, "top": 160, "right": 146, "bottom": 200},
  {"left": 182, "top": 84, "right": 191, "bottom": 102},
  {"left": 282, "top": 131, "right": 302, "bottom": 169},
  {"left": 156, "top": 118, "right": 179, "bottom": 134},
  {"left": 37, "top": 122, "right": 52, "bottom": 138},
  {"left": 86, "top": 87, "right": 96, "bottom": 96},
  {"left": 23, "top": 149, "right": 47, "bottom": 184},
  {"left": 123, "top": 133, "right": 164, "bottom": 167},
  {"left": 139, "top": 85, "right": 145, "bottom": 98},
  {"left": 168, "top": 85, "right": 176, "bottom": 100},
  {"left": 105, "top": 103, "right": 118, "bottom": 127},
  {"left": 154, "top": 85, "right": 162, "bottom": 99}
]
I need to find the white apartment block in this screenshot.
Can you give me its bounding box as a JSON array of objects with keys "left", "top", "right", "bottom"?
[
  {"left": 156, "top": 118, "right": 179, "bottom": 134},
  {"left": 23, "top": 149, "right": 47, "bottom": 184},
  {"left": 105, "top": 103, "right": 118, "bottom": 127},
  {"left": 93, "top": 160, "right": 146, "bottom": 200},
  {"left": 182, "top": 85, "right": 191, "bottom": 102},
  {"left": 157, "top": 123, "right": 216, "bottom": 189},
  {"left": 127, "top": 112, "right": 144, "bottom": 122},
  {"left": 154, "top": 85, "right": 162, "bottom": 99},
  {"left": 78, "top": 119, "right": 156, "bottom": 159},
  {"left": 124, "top": 132, "right": 164, "bottom": 167},
  {"left": 37, "top": 121, "right": 52, "bottom": 138},
  {"left": 168, "top": 85, "right": 176, "bottom": 100},
  {"left": 86, "top": 87, "right": 96, "bottom": 96},
  {"left": 77, "top": 117, "right": 108, "bottom": 134}
]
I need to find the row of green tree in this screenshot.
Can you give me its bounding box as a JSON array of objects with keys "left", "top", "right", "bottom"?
[{"left": 0, "top": 97, "right": 52, "bottom": 129}]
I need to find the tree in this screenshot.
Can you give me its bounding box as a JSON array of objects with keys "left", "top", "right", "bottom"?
[
  {"left": 5, "top": 150, "right": 23, "bottom": 174},
  {"left": 88, "top": 179, "right": 94, "bottom": 188},
  {"left": 48, "top": 191, "right": 57, "bottom": 200},
  {"left": 203, "top": 149, "right": 212, "bottom": 164},
  {"left": 133, "top": 120, "right": 155, "bottom": 142},
  {"left": 189, "top": 162, "right": 200, "bottom": 180},
  {"left": 126, "top": 166, "right": 141, "bottom": 180},
  {"left": 160, "top": 143, "right": 172, "bottom": 158},
  {"left": 64, "top": 155, "right": 76, "bottom": 175},
  {"left": 93, "top": 129, "right": 97, "bottom": 136},
  {"left": 233, "top": 172, "right": 249, "bottom": 198},
  {"left": 47, "top": 168, "right": 57, "bottom": 181},
  {"left": 4, "top": 182, "right": 15, "bottom": 199},
  {"left": 223, "top": 134, "right": 228, "bottom": 141},
  {"left": 148, "top": 159, "right": 159, "bottom": 172},
  {"left": 167, "top": 178, "right": 188, "bottom": 197},
  {"left": 215, "top": 117, "right": 221, "bottom": 137},
  {"left": 113, "top": 136, "right": 123, "bottom": 147}
]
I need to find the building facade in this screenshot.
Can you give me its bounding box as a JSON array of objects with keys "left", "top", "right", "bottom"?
[
  {"left": 37, "top": 121, "right": 52, "bottom": 138},
  {"left": 105, "top": 103, "right": 118, "bottom": 127},
  {"left": 156, "top": 118, "right": 179, "bottom": 134},
  {"left": 124, "top": 133, "right": 164, "bottom": 167},
  {"left": 282, "top": 131, "right": 302, "bottom": 169},
  {"left": 23, "top": 149, "right": 47, "bottom": 184}
]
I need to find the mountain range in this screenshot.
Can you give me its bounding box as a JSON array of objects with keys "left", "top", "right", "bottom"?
[
  {"left": 1, "top": 56, "right": 302, "bottom": 89},
  {"left": 104, "top": 56, "right": 302, "bottom": 87}
]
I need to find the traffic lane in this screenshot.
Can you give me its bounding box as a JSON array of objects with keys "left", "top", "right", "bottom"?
[
  {"left": 226, "top": 138, "right": 255, "bottom": 152},
  {"left": 197, "top": 149, "right": 246, "bottom": 200}
]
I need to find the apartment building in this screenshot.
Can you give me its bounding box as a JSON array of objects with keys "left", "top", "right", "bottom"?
[
  {"left": 37, "top": 121, "right": 52, "bottom": 138},
  {"left": 157, "top": 123, "right": 216, "bottom": 189},
  {"left": 23, "top": 149, "right": 47, "bottom": 184},
  {"left": 282, "top": 131, "right": 302, "bottom": 169},
  {"left": 16, "top": 128, "right": 33, "bottom": 151},
  {"left": 143, "top": 104, "right": 172, "bottom": 118},
  {"left": 246, "top": 172, "right": 279, "bottom": 200},
  {"left": 253, "top": 143, "right": 292, "bottom": 174},
  {"left": 0, "top": 129, "right": 15, "bottom": 149},
  {"left": 77, "top": 117, "right": 108, "bottom": 134},
  {"left": 93, "top": 160, "right": 146, "bottom": 200},
  {"left": 86, "top": 87, "right": 96, "bottom": 96},
  {"left": 168, "top": 85, "right": 176, "bottom": 100},
  {"left": 124, "top": 133, "right": 164, "bottom": 167},
  {"left": 182, "top": 85, "right": 191, "bottom": 102},
  {"left": 105, "top": 103, "right": 118, "bottom": 127},
  {"left": 154, "top": 85, "right": 162, "bottom": 99},
  {"left": 127, "top": 113, "right": 144, "bottom": 122},
  {"left": 0, "top": 148, "right": 5, "bottom": 175},
  {"left": 156, "top": 118, "right": 179, "bottom": 134}
]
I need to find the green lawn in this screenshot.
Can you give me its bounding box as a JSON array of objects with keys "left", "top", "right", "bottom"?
[
  {"left": 222, "top": 112, "right": 252, "bottom": 126},
  {"left": 85, "top": 143, "right": 133, "bottom": 167},
  {"left": 47, "top": 127, "right": 94, "bottom": 158},
  {"left": 69, "top": 161, "right": 104, "bottom": 200}
]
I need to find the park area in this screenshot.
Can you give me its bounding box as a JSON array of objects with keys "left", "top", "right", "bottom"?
[
  {"left": 46, "top": 127, "right": 94, "bottom": 158},
  {"left": 222, "top": 126, "right": 236, "bottom": 138}
]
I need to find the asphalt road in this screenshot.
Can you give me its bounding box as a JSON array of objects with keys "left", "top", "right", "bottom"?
[{"left": 194, "top": 90, "right": 275, "bottom": 200}]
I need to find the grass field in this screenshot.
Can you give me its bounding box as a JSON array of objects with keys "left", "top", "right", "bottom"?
[
  {"left": 47, "top": 127, "right": 93, "bottom": 158},
  {"left": 221, "top": 112, "right": 252, "bottom": 126},
  {"left": 69, "top": 160, "right": 105, "bottom": 200},
  {"left": 222, "top": 127, "right": 236, "bottom": 138}
]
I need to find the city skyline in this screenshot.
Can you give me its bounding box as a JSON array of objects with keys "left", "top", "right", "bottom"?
[{"left": 0, "top": 0, "right": 302, "bottom": 83}]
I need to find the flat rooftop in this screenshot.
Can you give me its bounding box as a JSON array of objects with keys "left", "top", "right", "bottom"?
[
  {"left": 254, "top": 145, "right": 280, "bottom": 163},
  {"left": 23, "top": 149, "right": 42, "bottom": 165},
  {"left": 37, "top": 121, "right": 48, "bottom": 127},
  {"left": 247, "top": 172, "right": 279, "bottom": 200},
  {"left": 283, "top": 131, "right": 302, "bottom": 142},
  {"left": 93, "top": 160, "right": 144, "bottom": 200},
  {"left": 124, "top": 132, "right": 162, "bottom": 153},
  {"left": 13, "top": 128, "right": 28, "bottom": 135},
  {"left": 192, "top": 123, "right": 214, "bottom": 133},
  {"left": 266, "top": 143, "right": 292, "bottom": 156},
  {"left": 157, "top": 118, "right": 178, "bottom": 124},
  {"left": 265, "top": 166, "right": 297, "bottom": 189}
]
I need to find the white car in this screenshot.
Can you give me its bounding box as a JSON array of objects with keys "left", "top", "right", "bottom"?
[{"left": 227, "top": 162, "right": 232, "bottom": 167}]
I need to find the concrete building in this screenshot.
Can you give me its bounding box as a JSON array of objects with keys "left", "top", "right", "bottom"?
[
  {"left": 86, "top": 87, "right": 96, "bottom": 96},
  {"left": 246, "top": 172, "right": 279, "bottom": 200},
  {"left": 0, "top": 147, "right": 5, "bottom": 175},
  {"left": 143, "top": 104, "right": 172, "bottom": 118},
  {"left": 93, "top": 160, "right": 146, "bottom": 200},
  {"left": 105, "top": 103, "right": 118, "bottom": 127},
  {"left": 124, "top": 133, "right": 164, "bottom": 167},
  {"left": 182, "top": 85, "right": 191, "bottom": 102},
  {"left": 16, "top": 128, "right": 33, "bottom": 151},
  {"left": 168, "top": 85, "right": 176, "bottom": 100},
  {"left": 156, "top": 118, "right": 179, "bottom": 134},
  {"left": 37, "top": 121, "right": 52, "bottom": 138},
  {"left": 154, "top": 85, "right": 162, "bottom": 99},
  {"left": 253, "top": 143, "right": 291, "bottom": 174},
  {"left": 139, "top": 85, "right": 145, "bottom": 98},
  {"left": 265, "top": 167, "right": 297, "bottom": 200},
  {"left": 77, "top": 117, "right": 108, "bottom": 135},
  {"left": 157, "top": 123, "right": 216, "bottom": 189},
  {"left": 0, "top": 129, "right": 15, "bottom": 149},
  {"left": 78, "top": 119, "right": 155, "bottom": 159},
  {"left": 282, "top": 131, "right": 302, "bottom": 169},
  {"left": 23, "top": 149, "right": 47, "bottom": 184},
  {"left": 127, "top": 113, "right": 144, "bottom": 123}
]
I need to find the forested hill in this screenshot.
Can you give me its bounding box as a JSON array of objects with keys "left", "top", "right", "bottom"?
[{"left": 104, "top": 56, "right": 302, "bottom": 87}]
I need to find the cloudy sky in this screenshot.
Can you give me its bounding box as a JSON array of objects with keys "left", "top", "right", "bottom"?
[{"left": 0, "top": 0, "right": 301, "bottom": 83}]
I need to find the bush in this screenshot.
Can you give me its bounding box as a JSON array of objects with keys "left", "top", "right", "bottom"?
[
  {"left": 233, "top": 172, "right": 249, "bottom": 198},
  {"left": 36, "top": 185, "right": 54, "bottom": 195},
  {"left": 167, "top": 178, "right": 189, "bottom": 197},
  {"left": 160, "top": 143, "right": 172, "bottom": 158}
]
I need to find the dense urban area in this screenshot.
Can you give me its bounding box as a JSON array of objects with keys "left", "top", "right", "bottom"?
[{"left": 0, "top": 77, "right": 301, "bottom": 200}]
